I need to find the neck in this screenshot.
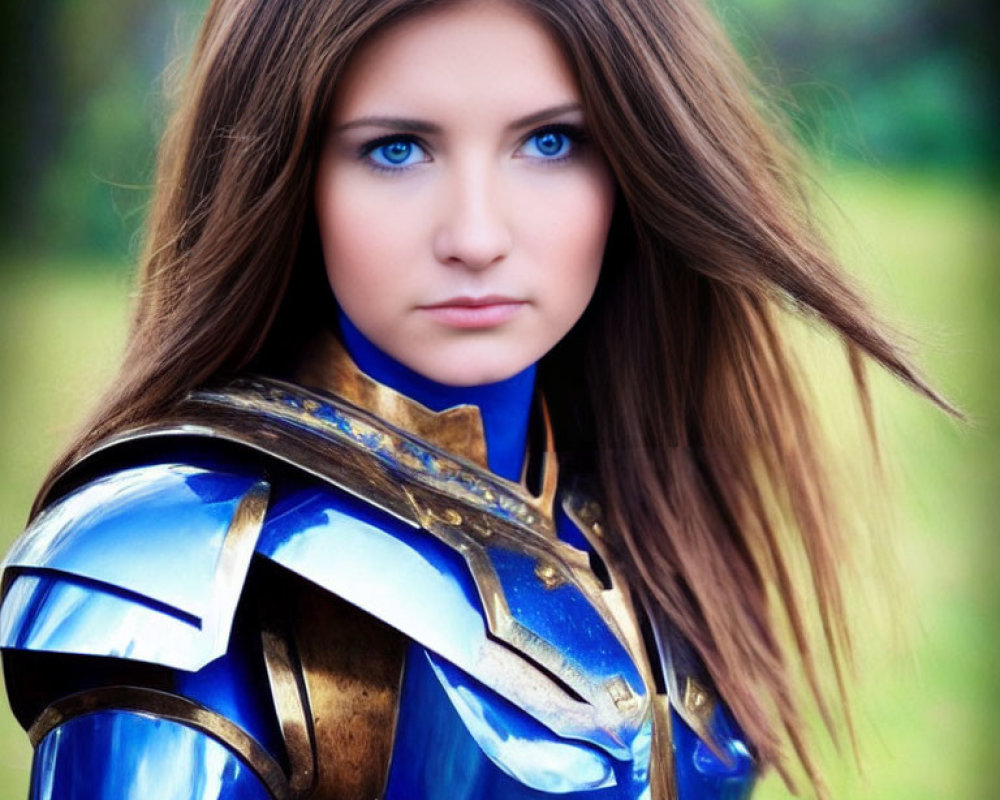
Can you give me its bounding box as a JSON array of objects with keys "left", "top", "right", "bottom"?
[{"left": 337, "top": 311, "right": 536, "bottom": 483}]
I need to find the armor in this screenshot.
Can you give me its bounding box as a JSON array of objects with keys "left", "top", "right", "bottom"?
[{"left": 1, "top": 339, "right": 754, "bottom": 799}]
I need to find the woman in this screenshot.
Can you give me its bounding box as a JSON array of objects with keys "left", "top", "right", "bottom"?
[{"left": 0, "top": 0, "right": 950, "bottom": 798}]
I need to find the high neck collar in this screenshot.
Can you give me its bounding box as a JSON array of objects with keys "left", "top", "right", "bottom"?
[{"left": 294, "top": 311, "right": 536, "bottom": 483}]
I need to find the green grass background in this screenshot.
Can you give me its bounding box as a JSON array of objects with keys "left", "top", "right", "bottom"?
[{"left": 0, "top": 168, "right": 996, "bottom": 797}]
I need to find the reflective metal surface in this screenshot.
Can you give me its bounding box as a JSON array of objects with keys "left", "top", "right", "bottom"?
[
  {"left": 259, "top": 482, "right": 485, "bottom": 667},
  {"left": 2, "top": 572, "right": 205, "bottom": 667},
  {"left": 485, "top": 543, "right": 645, "bottom": 702},
  {"left": 259, "top": 480, "right": 645, "bottom": 759},
  {"left": 562, "top": 493, "right": 755, "bottom": 800},
  {"left": 4, "top": 367, "right": 760, "bottom": 799},
  {"left": 425, "top": 648, "right": 618, "bottom": 793},
  {"left": 278, "top": 574, "right": 406, "bottom": 799},
  {"left": 28, "top": 379, "right": 651, "bottom": 752},
  {"left": 387, "top": 643, "right": 651, "bottom": 799},
  {"left": 405, "top": 487, "right": 651, "bottom": 751},
  {"left": 260, "top": 616, "right": 316, "bottom": 795},
  {"left": 191, "top": 377, "right": 555, "bottom": 532},
  {"left": 639, "top": 594, "right": 755, "bottom": 798},
  {"left": 28, "top": 686, "right": 288, "bottom": 795},
  {"left": 295, "top": 328, "right": 491, "bottom": 469},
  {"left": 30, "top": 710, "right": 277, "bottom": 800},
  {"left": 671, "top": 706, "right": 755, "bottom": 800},
  {"left": 174, "top": 624, "right": 285, "bottom": 762},
  {"left": 0, "top": 463, "right": 266, "bottom": 671}
]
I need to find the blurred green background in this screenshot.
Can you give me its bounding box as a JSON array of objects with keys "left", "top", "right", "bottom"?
[{"left": 0, "top": 0, "right": 996, "bottom": 797}]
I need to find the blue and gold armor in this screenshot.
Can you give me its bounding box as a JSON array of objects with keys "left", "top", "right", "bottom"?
[{"left": 0, "top": 329, "right": 754, "bottom": 799}]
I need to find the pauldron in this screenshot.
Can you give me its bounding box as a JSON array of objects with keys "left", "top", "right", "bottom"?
[{"left": 1, "top": 367, "right": 754, "bottom": 798}]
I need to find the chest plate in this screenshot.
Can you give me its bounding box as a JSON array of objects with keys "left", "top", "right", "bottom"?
[{"left": 10, "top": 375, "right": 755, "bottom": 799}]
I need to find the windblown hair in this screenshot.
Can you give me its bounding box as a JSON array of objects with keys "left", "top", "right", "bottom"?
[{"left": 40, "top": 0, "right": 950, "bottom": 794}]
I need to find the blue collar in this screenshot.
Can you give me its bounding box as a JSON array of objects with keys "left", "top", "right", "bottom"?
[{"left": 337, "top": 311, "right": 536, "bottom": 483}]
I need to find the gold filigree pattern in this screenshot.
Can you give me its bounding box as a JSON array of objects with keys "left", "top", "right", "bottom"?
[
  {"left": 295, "top": 329, "right": 490, "bottom": 469},
  {"left": 195, "top": 378, "right": 556, "bottom": 538}
]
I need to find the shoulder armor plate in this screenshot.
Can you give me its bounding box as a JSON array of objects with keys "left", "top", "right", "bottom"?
[{"left": 1, "top": 462, "right": 268, "bottom": 671}]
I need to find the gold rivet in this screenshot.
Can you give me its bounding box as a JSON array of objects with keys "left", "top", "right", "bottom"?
[
  {"left": 534, "top": 561, "right": 562, "bottom": 589},
  {"left": 683, "top": 677, "right": 714, "bottom": 724}
]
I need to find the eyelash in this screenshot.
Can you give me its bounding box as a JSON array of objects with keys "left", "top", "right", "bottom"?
[
  {"left": 358, "top": 135, "right": 428, "bottom": 174},
  {"left": 357, "top": 123, "right": 589, "bottom": 175},
  {"left": 519, "top": 123, "right": 588, "bottom": 165}
]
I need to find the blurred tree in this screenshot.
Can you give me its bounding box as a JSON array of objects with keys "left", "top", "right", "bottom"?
[
  {"left": 0, "top": 0, "right": 204, "bottom": 263},
  {"left": 724, "top": 0, "right": 997, "bottom": 168},
  {"left": 0, "top": 0, "right": 61, "bottom": 249}
]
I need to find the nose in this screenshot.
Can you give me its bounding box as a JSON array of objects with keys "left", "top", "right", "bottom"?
[{"left": 432, "top": 159, "right": 513, "bottom": 270}]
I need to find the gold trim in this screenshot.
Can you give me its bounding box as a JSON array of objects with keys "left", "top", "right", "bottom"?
[
  {"left": 533, "top": 396, "right": 559, "bottom": 523},
  {"left": 260, "top": 615, "right": 316, "bottom": 796},
  {"left": 633, "top": 583, "right": 730, "bottom": 762},
  {"left": 565, "top": 493, "right": 605, "bottom": 541},
  {"left": 296, "top": 329, "right": 562, "bottom": 533},
  {"left": 682, "top": 676, "right": 715, "bottom": 728},
  {"left": 651, "top": 694, "right": 680, "bottom": 800},
  {"left": 194, "top": 379, "right": 556, "bottom": 537},
  {"left": 562, "top": 491, "right": 650, "bottom": 680},
  {"left": 176, "top": 382, "right": 635, "bottom": 726},
  {"left": 295, "top": 328, "right": 490, "bottom": 469},
  {"left": 209, "top": 480, "right": 270, "bottom": 650},
  {"left": 291, "top": 584, "right": 405, "bottom": 799},
  {"left": 562, "top": 488, "right": 683, "bottom": 790},
  {"left": 402, "top": 481, "right": 648, "bottom": 737},
  {"left": 607, "top": 676, "right": 639, "bottom": 713},
  {"left": 28, "top": 686, "right": 292, "bottom": 800}
]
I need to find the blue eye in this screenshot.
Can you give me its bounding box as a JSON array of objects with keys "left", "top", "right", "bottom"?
[
  {"left": 524, "top": 129, "right": 576, "bottom": 160},
  {"left": 364, "top": 137, "right": 427, "bottom": 170}
]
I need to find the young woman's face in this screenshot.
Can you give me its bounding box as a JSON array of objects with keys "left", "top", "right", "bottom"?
[{"left": 315, "top": 0, "right": 615, "bottom": 386}]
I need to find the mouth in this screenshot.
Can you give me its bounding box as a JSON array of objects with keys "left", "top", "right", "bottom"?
[{"left": 418, "top": 296, "right": 526, "bottom": 328}]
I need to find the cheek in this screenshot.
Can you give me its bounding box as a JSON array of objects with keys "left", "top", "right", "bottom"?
[
  {"left": 525, "top": 170, "right": 614, "bottom": 309},
  {"left": 315, "top": 169, "right": 415, "bottom": 308}
]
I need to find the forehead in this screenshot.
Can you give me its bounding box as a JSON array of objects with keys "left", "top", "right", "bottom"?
[{"left": 332, "top": 0, "right": 580, "bottom": 121}]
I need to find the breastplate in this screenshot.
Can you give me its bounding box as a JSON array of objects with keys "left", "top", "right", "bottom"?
[
  {"left": 2, "top": 338, "right": 755, "bottom": 799},
  {"left": 195, "top": 374, "right": 658, "bottom": 797}
]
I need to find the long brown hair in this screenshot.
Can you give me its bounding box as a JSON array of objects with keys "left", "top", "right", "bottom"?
[{"left": 40, "top": 0, "right": 951, "bottom": 793}]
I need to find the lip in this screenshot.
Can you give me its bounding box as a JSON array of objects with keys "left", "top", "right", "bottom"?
[{"left": 418, "top": 295, "right": 526, "bottom": 329}]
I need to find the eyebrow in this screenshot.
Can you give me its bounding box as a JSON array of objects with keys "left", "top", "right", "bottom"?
[{"left": 334, "top": 102, "right": 583, "bottom": 134}]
